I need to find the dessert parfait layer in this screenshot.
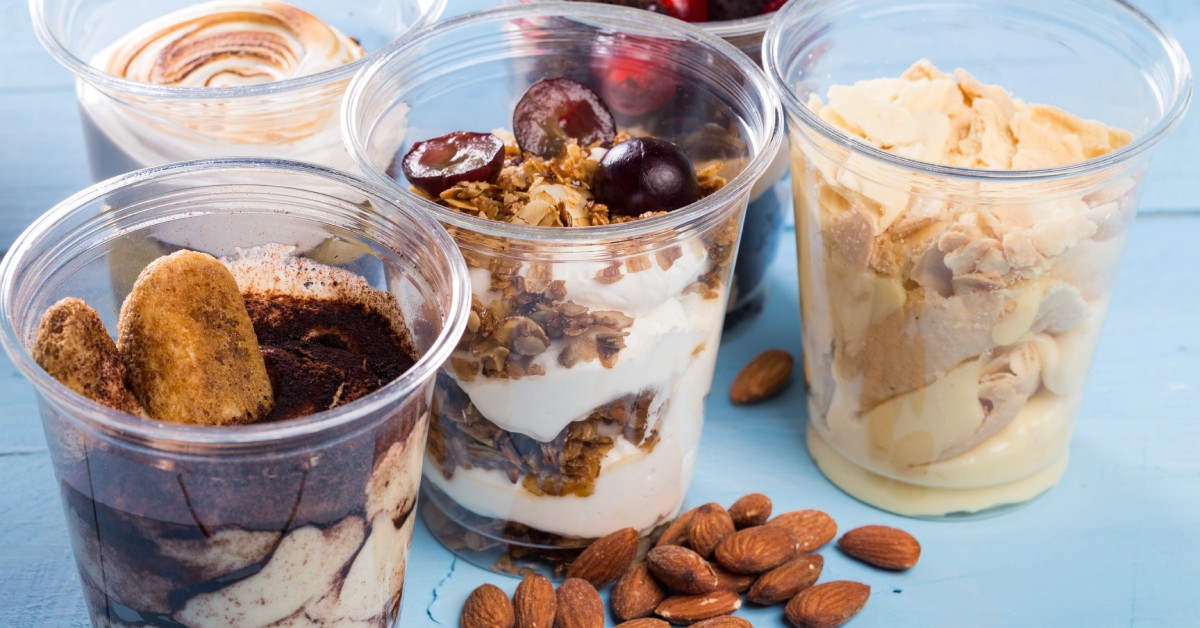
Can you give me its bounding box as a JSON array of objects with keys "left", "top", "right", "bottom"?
[
  {"left": 31, "top": 0, "right": 444, "bottom": 180},
  {"left": 344, "top": 3, "right": 782, "bottom": 572},
  {"left": 0, "top": 161, "right": 471, "bottom": 626},
  {"left": 516, "top": 0, "right": 794, "bottom": 328},
  {"left": 766, "top": 0, "right": 1192, "bottom": 517}
]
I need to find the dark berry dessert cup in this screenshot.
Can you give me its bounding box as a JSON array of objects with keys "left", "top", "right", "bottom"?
[
  {"left": 344, "top": 3, "right": 782, "bottom": 576},
  {"left": 0, "top": 159, "right": 471, "bottom": 626}
]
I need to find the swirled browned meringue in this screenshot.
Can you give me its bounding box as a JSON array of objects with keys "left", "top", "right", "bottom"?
[{"left": 97, "top": 0, "right": 364, "bottom": 87}]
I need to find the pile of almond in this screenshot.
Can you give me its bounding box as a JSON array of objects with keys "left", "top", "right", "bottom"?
[{"left": 460, "top": 493, "right": 921, "bottom": 627}]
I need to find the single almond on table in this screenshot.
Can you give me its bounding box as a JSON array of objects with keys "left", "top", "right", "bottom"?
[
  {"left": 689, "top": 503, "right": 737, "bottom": 559},
  {"left": 837, "top": 525, "right": 921, "bottom": 570},
  {"left": 567, "top": 527, "right": 639, "bottom": 588},
  {"left": 713, "top": 524, "right": 798, "bottom": 575},
  {"left": 766, "top": 510, "right": 838, "bottom": 552},
  {"left": 655, "top": 590, "right": 742, "bottom": 624},
  {"left": 655, "top": 507, "right": 697, "bottom": 548},
  {"left": 612, "top": 562, "right": 666, "bottom": 622},
  {"left": 514, "top": 574, "right": 556, "bottom": 628},
  {"left": 615, "top": 619, "right": 670, "bottom": 628},
  {"left": 647, "top": 545, "right": 719, "bottom": 594},
  {"left": 462, "top": 583, "right": 515, "bottom": 628},
  {"left": 729, "top": 348, "right": 793, "bottom": 404},
  {"left": 692, "top": 617, "right": 753, "bottom": 628},
  {"left": 711, "top": 562, "right": 756, "bottom": 593},
  {"left": 728, "top": 493, "right": 772, "bottom": 528},
  {"left": 748, "top": 553, "right": 824, "bottom": 605},
  {"left": 785, "top": 580, "right": 870, "bottom": 628},
  {"left": 555, "top": 578, "right": 604, "bottom": 628}
]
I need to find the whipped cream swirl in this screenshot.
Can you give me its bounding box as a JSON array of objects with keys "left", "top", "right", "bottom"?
[{"left": 98, "top": 0, "right": 364, "bottom": 87}]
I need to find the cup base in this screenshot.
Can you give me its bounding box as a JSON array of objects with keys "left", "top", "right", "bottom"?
[
  {"left": 420, "top": 480, "right": 663, "bottom": 579},
  {"left": 806, "top": 424, "right": 1068, "bottom": 518}
]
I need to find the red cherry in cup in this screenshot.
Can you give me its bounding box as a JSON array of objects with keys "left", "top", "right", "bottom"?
[
  {"left": 592, "top": 137, "right": 699, "bottom": 217},
  {"left": 662, "top": 0, "right": 708, "bottom": 21},
  {"left": 400, "top": 131, "right": 505, "bottom": 197},
  {"left": 513, "top": 78, "right": 617, "bottom": 158},
  {"left": 591, "top": 36, "right": 679, "bottom": 116}
]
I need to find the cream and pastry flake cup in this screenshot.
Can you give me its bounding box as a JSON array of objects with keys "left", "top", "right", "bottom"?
[{"left": 765, "top": 0, "right": 1191, "bottom": 517}]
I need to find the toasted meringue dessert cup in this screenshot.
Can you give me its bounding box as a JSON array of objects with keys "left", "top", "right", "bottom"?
[
  {"left": 31, "top": 0, "right": 444, "bottom": 180},
  {"left": 0, "top": 160, "right": 471, "bottom": 626},
  {"left": 764, "top": 0, "right": 1192, "bottom": 517}
]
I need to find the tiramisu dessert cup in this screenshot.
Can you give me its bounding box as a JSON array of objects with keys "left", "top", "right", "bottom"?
[
  {"left": 517, "top": 0, "right": 794, "bottom": 329},
  {"left": 0, "top": 160, "right": 471, "bottom": 626},
  {"left": 344, "top": 4, "right": 782, "bottom": 572},
  {"left": 765, "top": 0, "right": 1192, "bottom": 516},
  {"left": 31, "top": 0, "right": 444, "bottom": 181}
]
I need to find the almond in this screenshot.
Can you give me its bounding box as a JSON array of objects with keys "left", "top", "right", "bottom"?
[
  {"left": 728, "top": 493, "right": 772, "bottom": 528},
  {"left": 713, "top": 525, "right": 798, "bottom": 575},
  {"left": 655, "top": 590, "right": 742, "bottom": 624},
  {"left": 747, "top": 553, "right": 823, "bottom": 605},
  {"left": 837, "top": 525, "right": 921, "bottom": 570},
  {"left": 612, "top": 563, "right": 665, "bottom": 621},
  {"left": 462, "top": 583, "right": 515, "bottom": 628},
  {"left": 615, "top": 619, "right": 670, "bottom": 628},
  {"left": 655, "top": 507, "right": 697, "bottom": 548},
  {"left": 692, "top": 617, "right": 753, "bottom": 628},
  {"left": 785, "top": 580, "right": 870, "bottom": 628},
  {"left": 729, "top": 348, "right": 793, "bottom": 404},
  {"left": 711, "top": 563, "right": 756, "bottom": 594},
  {"left": 554, "top": 578, "right": 604, "bottom": 628},
  {"left": 646, "top": 545, "right": 719, "bottom": 594},
  {"left": 567, "top": 527, "right": 639, "bottom": 588},
  {"left": 766, "top": 510, "right": 837, "bottom": 552},
  {"left": 689, "top": 503, "right": 736, "bottom": 559},
  {"left": 514, "top": 574, "right": 556, "bottom": 628}
]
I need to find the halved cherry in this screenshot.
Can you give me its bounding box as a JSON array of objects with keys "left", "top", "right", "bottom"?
[
  {"left": 592, "top": 137, "right": 699, "bottom": 217},
  {"left": 761, "top": 0, "right": 788, "bottom": 13},
  {"left": 400, "top": 131, "right": 505, "bottom": 197},
  {"left": 709, "top": 0, "right": 772, "bottom": 20},
  {"left": 513, "top": 78, "right": 617, "bottom": 158}
]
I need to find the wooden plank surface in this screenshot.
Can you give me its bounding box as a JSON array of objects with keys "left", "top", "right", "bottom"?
[{"left": 1, "top": 0, "right": 1198, "bottom": 626}]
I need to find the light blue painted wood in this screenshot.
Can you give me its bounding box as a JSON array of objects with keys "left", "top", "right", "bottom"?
[{"left": 0, "top": 0, "right": 1198, "bottom": 626}]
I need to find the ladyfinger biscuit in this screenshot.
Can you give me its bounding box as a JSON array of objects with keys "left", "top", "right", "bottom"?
[
  {"left": 32, "top": 297, "right": 146, "bottom": 416},
  {"left": 118, "top": 250, "right": 273, "bottom": 425}
]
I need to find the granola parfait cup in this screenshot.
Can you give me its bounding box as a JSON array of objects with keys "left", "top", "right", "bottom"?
[
  {"left": 344, "top": 3, "right": 782, "bottom": 574},
  {"left": 31, "top": 0, "right": 445, "bottom": 181},
  {"left": 512, "top": 1, "right": 793, "bottom": 330},
  {"left": 765, "top": 0, "right": 1192, "bottom": 517},
  {"left": 0, "top": 159, "right": 471, "bottom": 625}
]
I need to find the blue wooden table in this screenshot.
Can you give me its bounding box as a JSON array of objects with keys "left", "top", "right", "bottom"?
[{"left": 2, "top": 1, "right": 1198, "bottom": 626}]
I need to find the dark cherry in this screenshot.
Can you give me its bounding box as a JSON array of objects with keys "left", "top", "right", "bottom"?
[
  {"left": 591, "top": 41, "right": 679, "bottom": 117},
  {"left": 513, "top": 78, "right": 616, "bottom": 158},
  {"left": 400, "top": 131, "right": 505, "bottom": 197},
  {"left": 662, "top": 0, "right": 708, "bottom": 21},
  {"left": 592, "top": 137, "right": 699, "bottom": 217},
  {"left": 708, "top": 0, "right": 773, "bottom": 20}
]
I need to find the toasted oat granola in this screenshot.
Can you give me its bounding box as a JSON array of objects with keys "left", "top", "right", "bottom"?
[{"left": 412, "top": 133, "right": 727, "bottom": 228}]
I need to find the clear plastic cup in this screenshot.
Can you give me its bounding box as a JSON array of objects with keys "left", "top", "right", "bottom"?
[
  {"left": 512, "top": 0, "right": 792, "bottom": 330},
  {"left": 765, "top": 0, "right": 1192, "bottom": 516},
  {"left": 30, "top": 0, "right": 445, "bottom": 181},
  {"left": 0, "top": 159, "right": 471, "bottom": 625},
  {"left": 344, "top": 3, "right": 782, "bottom": 574}
]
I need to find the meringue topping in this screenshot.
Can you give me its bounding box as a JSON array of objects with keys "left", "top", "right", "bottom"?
[{"left": 98, "top": 0, "right": 364, "bottom": 88}]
